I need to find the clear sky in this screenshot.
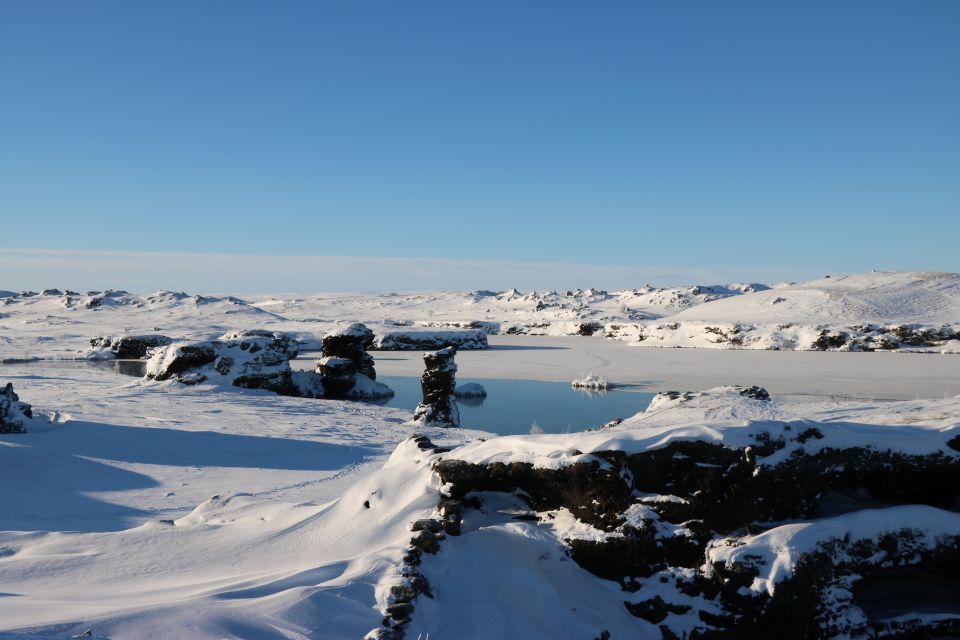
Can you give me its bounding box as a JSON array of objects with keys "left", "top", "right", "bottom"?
[{"left": 1, "top": 1, "right": 958, "bottom": 291}]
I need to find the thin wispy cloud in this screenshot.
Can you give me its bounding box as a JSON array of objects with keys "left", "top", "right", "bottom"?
[{"left": 1, "top": 248, "right": 821, "bottom": 294}]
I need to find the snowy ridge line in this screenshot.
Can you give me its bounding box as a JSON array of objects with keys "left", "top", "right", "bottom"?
[{"left": 3, "top": 271, "right": 960, "bottom": 360}]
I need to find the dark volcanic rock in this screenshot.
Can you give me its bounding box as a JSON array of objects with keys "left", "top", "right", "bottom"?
[
  {"left": 412, "top": 347, "right": 459, "bottom": 428},
  {"left": 0, "top": 383, "right": 32, "bottom": 434},
  {"left": 316, "top": 356, "right": 357, "bottom": 398},
  {"left": 316, "top": 323, "right": 392, "bottom": 399},
  {"left": 432, "top": 403, "right": 960, "bottom": 639},
  {"left": 321, "top": 323, "right": 376, "bottom": 379}
]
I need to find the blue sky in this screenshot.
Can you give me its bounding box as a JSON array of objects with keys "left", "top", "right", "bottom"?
[{"left": 1, "top": 1, "right": 958, "bottom": 291}]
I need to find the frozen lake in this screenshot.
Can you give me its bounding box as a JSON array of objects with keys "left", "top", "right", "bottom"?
[{"left": 366, "top": 335, "right": 960, "bottom": 402}]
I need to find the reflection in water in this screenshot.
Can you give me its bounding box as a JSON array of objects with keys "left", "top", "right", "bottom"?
[
  {"left": 370, "top": 375, "right": 653, "bottom": 436},
  {"left": 457, "top": 395, "right": 485, "bottom": 408},
  {"left": 115, "top": 360, "right": 148, "bottom": 377}
]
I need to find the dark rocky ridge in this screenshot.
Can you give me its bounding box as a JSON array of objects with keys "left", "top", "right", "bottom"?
[{"left": 428, "top": 388, "right": 960, "bottom": 639}]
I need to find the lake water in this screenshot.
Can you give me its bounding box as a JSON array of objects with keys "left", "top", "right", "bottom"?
[
  {"left": 80, "top": 359, "right": 653, "bottom": 435},
  {"left": 370, "top": 375, "right": 654, "bottom": 435}
]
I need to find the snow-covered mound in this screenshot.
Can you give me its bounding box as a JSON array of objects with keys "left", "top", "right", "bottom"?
[
  {"left": 0, "top": 288, "right": 281, "bottom": 361},
  {"left": 606, "top": 272, "right": 960, "bottom": 351},
  {"left": 672, "top": 272, "right": 960, "bottom": 325}
]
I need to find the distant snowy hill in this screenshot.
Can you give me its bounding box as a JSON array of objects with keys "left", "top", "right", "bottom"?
[
  {"left": 1, "top": 272, "right": 958, "bottom": 359},
  {"left": 670, "top": 271, "right": 960, "bottom": 325}
]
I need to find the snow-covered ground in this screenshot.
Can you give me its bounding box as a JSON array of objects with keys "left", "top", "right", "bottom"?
[
  {"left": 2, "top": 271, "right": 959, "bottom": 638},
  {"left": 0, "top": 362, "right": 486, "bottom": 638}
]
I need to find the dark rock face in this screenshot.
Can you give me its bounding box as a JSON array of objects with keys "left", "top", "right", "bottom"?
[
  {"left": 316, "top": 357, "right": 357, "bottom": 398},
  {"left": 412, "top": 347, "right": 459, "bottom": 428},
  {"left": 317, "top": 323, "right": 392, "bottom": 399},
  {"left": 708, "top": 530, "right": 960, "bottom": 639},
  {"left": 322, "top": 323, "right": 377, "bottom": 378},
  {"left": 90, "top": 334, "right": 173, "bottom": 359},
  {"left": 433, "top": 421, "right": 960, "bottom": 638},
  {"left": 0, "top": 383, "right": 32, "bottom": 434},
  {"left": 577, "top": 322, "right": 603, "bottom": 336}
]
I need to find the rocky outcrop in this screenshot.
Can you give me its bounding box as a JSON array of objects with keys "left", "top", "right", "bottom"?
[
  {"left": 0, "top": 383, "right": 32, "bottom": 434},
  {"left": 371, "top": 330, "right": 489, "bottom": 351},
  {"left": 428, "top": 388, "right": 960, "bottom": 639},
  {"left": 145, "top": 329, "right": 315, "bottom": 396},
  {"left": 89, "top": 334, "right": 173, "bottom": 359},
  {"left": 412, "top": 347, "right": 459, "bottom": 427},
  {"left": 317, "top": 324, "right": 392, "bottom": 399},
  {"left": 321, "top": 323, "right": 377, "bottom": 379},
  {"left": 143, "top": 326, "right": 391, "bottom": 400},
  {"left": 811, "top": 323, "right": 960, "bottom": 351}
]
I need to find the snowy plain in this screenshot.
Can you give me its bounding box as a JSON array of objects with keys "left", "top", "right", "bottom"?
[{"left": 1, "top": 271, "right": 959, "bottom": 639}]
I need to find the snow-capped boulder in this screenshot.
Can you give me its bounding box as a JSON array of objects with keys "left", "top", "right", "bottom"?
[
  {"left": 413, "top": 347, "right": 459, "bottom": 427},
  {"left": 371, "top": 330, "right": 489, "bottom": 351},
  {"left": 316, "top": 323, "right": 392, "bottom": 399},
  {"left": 145, "top": 329, "right": 313, "bottom": 396},
  {"left": 88, "top": 334, "right": 173, "bottom": 359},
  {"left": 0, "top": 383, "right": 33, "bottom": 434},
  {"left": 322, "top": 323, "right": 377, "bottom": 378},
  {"left": 454, "top": 383, "right": 487, "bottom": 398}
]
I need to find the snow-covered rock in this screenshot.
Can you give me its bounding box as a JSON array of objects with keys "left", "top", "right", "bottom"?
[
  {"left": 145, "top": 329, "right": 314, "bottom": 396},
  {"left": 372, "top": 329, "right": 489, "bottom": 351},
  {"left": 571, "top": 373, "right": 611, "bottom": 390},
  {"left": 0, "top": 382, "right": 33, "bottom": 433},
  {"left": 454, "top": 382, "right": 487, "bottom": 398},
  {"left": 413, "top": 347, "right": 459, "bottom": 427},
  {"left": 317, "top": 323, "right": 393, "bottom": 399},
  {"left": 88, "top": 334, "right": 173, "bottom": 359}
]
